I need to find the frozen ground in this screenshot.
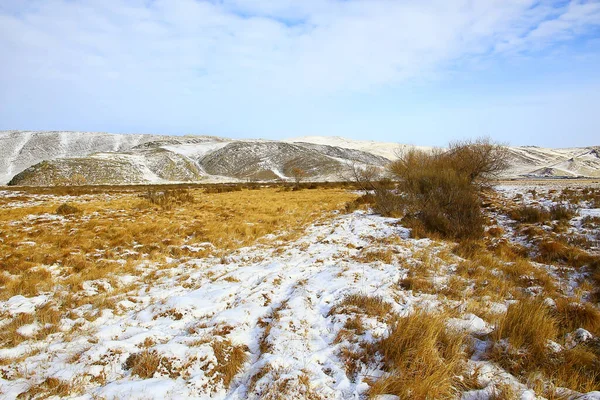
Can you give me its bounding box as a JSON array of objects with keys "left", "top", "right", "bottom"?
[
  {"left": 2, "top": 210, "right": 413, "bottom": 399},
  {"left": 1, "top": 185, "right": 599, "bottom": 399}
]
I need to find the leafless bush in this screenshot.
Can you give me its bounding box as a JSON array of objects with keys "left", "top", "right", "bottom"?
[
  {"left": 345, "top": 163, "right": 384, "bottom": 195},
  {"left": 290, "top": 167, "right": 308, "bottom": 187},
  {"left": 343, "top": 163, "right": 404, "bottom": 216},
  {"left": 386, "top": 138, "right": 509, "bottom": 240},
  {"left": 444, "top": 138, "right": 510, "bottom": 184}
]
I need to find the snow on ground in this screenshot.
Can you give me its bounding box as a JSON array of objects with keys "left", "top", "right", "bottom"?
[
  {"left": 0, "top": 211, "right": 420, "bottom": 399},
  {"left": 1, "top": 185, "right": 599, "bottom": 399}
]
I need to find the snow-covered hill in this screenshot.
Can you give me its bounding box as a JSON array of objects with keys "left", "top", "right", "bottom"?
[
  {"left": 0, "top": 131, "right": 170, "bottom": 185},
  {"left": 287, "top": 136, "right": 600, "bottom": 179},
  {"left": 285, "top": 135, "right": 431, "bottom": 161},
  {"left": 3, "top": 132, "right": 389, "bottom": 186},
  {"left": 2, "top": 131, "right": 599, "bottom": 186}
]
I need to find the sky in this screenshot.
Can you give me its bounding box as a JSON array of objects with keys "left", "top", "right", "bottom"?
[{"left": 0, "top": 0, "right": 599, "bottom": 147}]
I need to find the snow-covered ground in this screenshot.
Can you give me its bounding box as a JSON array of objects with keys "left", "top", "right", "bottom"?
[
  {"left": 1, "top": 211, "right": 412, "bottom": 399},
  {"left": 1, "top": 185, "right": 600, "bottom": 399}
]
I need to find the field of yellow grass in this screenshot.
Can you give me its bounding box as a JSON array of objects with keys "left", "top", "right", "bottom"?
[{"left": 1, "top": 186, "right": 356, "bottom": 298}]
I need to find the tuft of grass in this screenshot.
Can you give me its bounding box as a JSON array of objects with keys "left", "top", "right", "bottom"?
[
  {"left": 368, "top": 310, "right": 467, "bottom": 399},
  {"left": 509, "top": 206, "right": 550, "bottom": 224},
  {"left": 55, "top": 203, "right": 82, "bottom": 216},
  {"left": 452, "top": 240, "right": 486, "bottom": 259},
  {"left": 17, "top": 377, "right": 74, "bottom": 399},
  {"left": 209, "top": 339, "right": 248, "bottom": 387},
  {"left": 554, "top": 298, "right": 600, "bottom": 336},
  {"left": 125, "top": 350, "right": 162, "bottom": 379},
  {"left": 355, "top": 248, "right": 394, "bottom": 264},
  {"left": 488, "top": 297, "right": 600, "bottom": 393},
  {"left": 486, "top": 226, "right": 504, "bottom": 237},
  {"left": 398, "top": 273, "right": 437, "bottom": 294},
  {"left": 536, "top": 239, "right": 598, "bottom": 268},
  {"left": 329, "top": 294, "right": 392, "bottom": 320},
  {"left": 489, "top": 383, "right": 519, "bottom": 400},
  {"left": 492, "top": 298, "right": 558, "bottom": 356}
]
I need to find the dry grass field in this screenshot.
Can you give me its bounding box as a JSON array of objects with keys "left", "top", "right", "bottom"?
[{"left": 0, "top": 182, "right": 599, "bottom": 399}]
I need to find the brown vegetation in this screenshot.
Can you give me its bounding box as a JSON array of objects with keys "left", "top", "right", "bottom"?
[
  {"left": 125, "top": 350, "right": 162, "bottom": 379},
  {"left": 368, "top": 310, "right": 468, "bottom": 399},
  {"left": 489, "top": 297, "right": 600, "bottom": 393},
  {"left": 387, "top": 138, "right": 509, "bottom": 239},
  {"left": 329, "top": 294, "right": 392, "bottom": 320}
]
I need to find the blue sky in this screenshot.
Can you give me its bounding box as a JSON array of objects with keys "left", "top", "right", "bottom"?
[{"left": 0, "top": 0, "right": 599, "bottom": 147}]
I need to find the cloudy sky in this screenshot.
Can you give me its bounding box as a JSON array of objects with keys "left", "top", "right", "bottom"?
[{"left": 1, "top": 0, "right": 599, "bottom": 147}]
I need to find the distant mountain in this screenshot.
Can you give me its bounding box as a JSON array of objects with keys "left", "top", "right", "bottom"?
[
  {"left": 288, "top": 136, "right": 600, "bottom": 179},
  {"left": 2, "top": 131, "right": 599, "bottom": 186},
  {"left": 0, "top": 130, "right": 169, "bottom": 185},
  {"left": 3, "top": 131, "right": 388, "bottom": 186}
]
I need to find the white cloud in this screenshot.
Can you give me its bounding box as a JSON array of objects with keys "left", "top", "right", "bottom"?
[
  {"left": 1, "top": 0, "right": 599, "bottom": 98},
  {"left": 0, "top": 0, "right": 599, "bottom": 147}
]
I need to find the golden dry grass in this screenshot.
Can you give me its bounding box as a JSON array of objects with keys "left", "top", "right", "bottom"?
[
  {"left": 0, "top": 187, "right": 355, "bottom": 300},
  {"left": 209, "top": 339, "right": 249, "bottom": 387},
  {"left": 489, "top": 297, "right": 600, "bottom": 394},
  {"left": 329, "top": 294, "right": 393, "bottom": 320},
  {"left": 0, "top": 186, "right": 355, "bottom": 362},
  {"left": 16, "top": 377, "right": 75, "bottom": 399},
  {"left": 125, "top": 350, "right": 162, "bottom": 379},
  {"left": 554, "top": 298, "right": 600, "bottom": 336},
  {"left": 368, "top": 310, "right": 468, "bottom": 399},
  {"left": 492, "top": 299, "right": 558, "bottom": 355}
]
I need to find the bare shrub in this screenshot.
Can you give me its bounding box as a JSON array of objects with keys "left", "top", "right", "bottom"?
[
  {"left": 290, "top": 167, "right": 308, "bottom": 187},
  {"left": 343, "top": 163, "right": 404, "bottom": 216},
  {"left": 371, "top": 188, "right": 405, "bottom": 218},
  {"left": 391, "top": 156, "right": 476, "bottom": 238},
  {"left": 345, "top": 163, "right": 383, "bottom": 195},
  {"left": 385, "top": 138, "right": 508, "bottom": 240},
  {"left": 444, "top": 138, "right": 510, "bottom": 184}
]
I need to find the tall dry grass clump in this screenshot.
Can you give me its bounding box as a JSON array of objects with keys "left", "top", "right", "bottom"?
[
  {"left": 490, "top": 297, "right": 600, "bottom": 393},
  {"left": 492, "top": 299, "right": 558, "bottom": 355},
  {"left": 140, "top": 188, "right": 195, "bottom": 209},
  {"left": 125, "top": 350, "right": 162, "bottom": 379},
  {"left": 387, "top": 138, "right": 509, "bottom": 240},
  {"left": 368, "top": 310, "right": 468, "bottom": 399}
]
